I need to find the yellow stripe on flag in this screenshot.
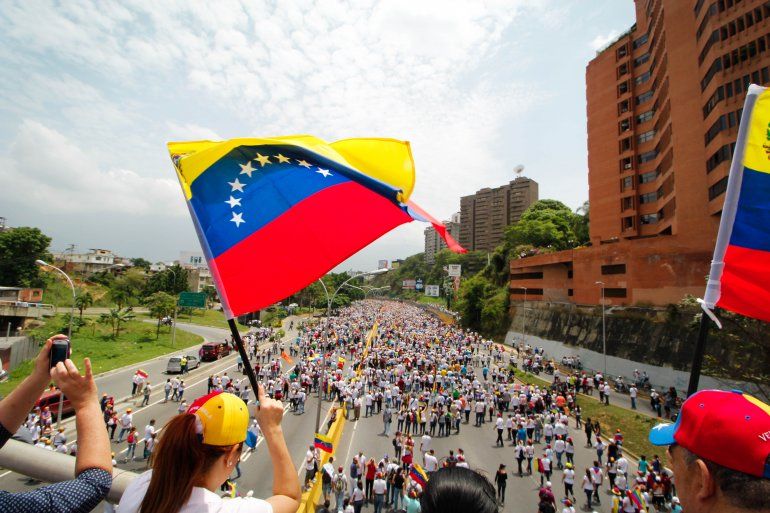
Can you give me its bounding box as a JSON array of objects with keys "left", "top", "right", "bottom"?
[{"left": 742, "top": 87, "right": 770, "bottom": 174}]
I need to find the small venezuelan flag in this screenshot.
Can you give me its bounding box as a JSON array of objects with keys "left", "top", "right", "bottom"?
[
  {"left": 168, "top": 136, "right": 465, "bottom": 319},
  {"left": 314, "top": 433, "right": 333, "bottom": 453},
  {"left": 703, "top": 85, "right": 770, "bottom": 322},
  {"left": 409, "top": 463, "right": 429, "bottom": 488}
]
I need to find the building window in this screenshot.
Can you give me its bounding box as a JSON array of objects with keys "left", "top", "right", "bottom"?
[
  {"left": 637, "top": 110, "right": 654, "bottom": 124},
  {"left": 601, "top": 264, "right": 627, "bottom": 275},
  {"left": 619, "top": 118, "right": 632, "bottom": 133},
  {"left": 705, "top": 115, "right": 728, "bottom": 145},
  {"left": 567, "top": 270, "right": 574, "bottom": 279},
  {"left": 621, "top": 176, "right": 634, "bottom": 191},
  {"left": 709, "top": 176, "right": 729, "bottom": 200},
  {"left": 620, "top": 137, "right": 632, "bottom": 152},
  {"left": 618, "top": 99, "right": 630, "bottom": 114},
  {"left": 568, "top": 289, "right": 574, "bottom": 297},
  {"left": 639, "top": 169, "right": 660, "bottom": 184},
  {"left": 702, "top": 86, "right": 724, "bottom": 119},
  {"left": 638, "top": 130, "right": 656, "bottom": 144},
  {"left": 511, "top": 288, "right": 543, "bottom": 295},
  {"left": 622, "top": 216, "right": 634, "bottom": 230},
  {"left": 763, "top": 66, "right": 770, "bottom": 84},
  {"left": 633, "top": 33, "right": 649, "bottom": 49},
  {"left": 694, "top": 0, "right": 706, "bottom": 16},
  {"left": 617, "top": 45, "right": 628, "bottom": 59},
  {"left": 706, "top": 143, "right": 734, "bottom": 173},
  {"left": 699, "top": 30, "right": 720, "bottom": 65},
  {"left": 620, "top": 157, "right": 633, "bottom": 171},
  {"left": 618, "top": 63, "right": 629, "bottom": 77},
  {"left": 639, "top": 192, "right": 659, "bottom": 204},
  {"left": 604, "top": 288, "right": 628, "bottom": 298},
  {"left": 638, "top": 150, "right": 658, "bottom": 164},
  {"left": 510, "top": 272, "right": 544, "bottom": 280},
  {"left": 622, "top": 196, "right": 634, "bottom": 211},
  {"left": 636, "top": 90, "right": 654, "bottom": 105},
  {"left": 618, "top": 81, "right": 630, "bottom": 95},
  {"left": 640, "top": 213, "right": 660, "bottom": 225},
  {"left": 634, "top": 53, "right": 650, "bottom": 67},
  {"left": 701, "top": 58, "right": 723, "bottom": 91},
  {"left": 635, "top": 71, "right": 651, "bottom": 85}
]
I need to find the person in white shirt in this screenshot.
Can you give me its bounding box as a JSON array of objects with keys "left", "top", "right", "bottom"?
[
  {"left": 419, "top": 433, "right": 432, "bottom": 455},
  {"left": 118, "top": 388, "right": 300, "bottom": 513},
  {"left": 372, "top": 472, "right": 388, "bottom": 513},
  {"left": 629, "top": 385, "right": 638, "bottom": 409},
  {"left": 602, "top": 383, "right": 611, "bottom": 405},
  {"left": 423, "top": 449, "right": 439, "bottom": 472},
  {"left": 117, "top": 409, "right": 133, "bottom": 443},
  {"left": 562, "top": 462, "right": 576, "bottom": 502},
  {"left": 581, "top": 469, "right": 594, "bottom": 509}
]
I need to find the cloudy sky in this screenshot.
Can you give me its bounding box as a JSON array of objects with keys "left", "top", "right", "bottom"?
[{"left": 0, "top": 0, "right": 634, "bottom": 271}]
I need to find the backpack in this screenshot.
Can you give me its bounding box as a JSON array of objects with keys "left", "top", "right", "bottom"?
[{"left": 127, "top": 432, "right": 136, "bottom": 444}]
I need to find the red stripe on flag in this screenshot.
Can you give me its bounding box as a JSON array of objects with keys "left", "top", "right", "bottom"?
[
  {"left": 717, "top": 244, "right": 770, "bottom": 322},
  {"left": 406, "top": 200, "right": 466, "bottom": 254},
  {"left": 212, "top": 181, "right": 412, "bottom": 318}
]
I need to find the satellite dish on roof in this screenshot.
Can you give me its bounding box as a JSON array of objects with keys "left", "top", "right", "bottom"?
[{"left": 513, "top": 164, "right": 525, "bottom": 177}]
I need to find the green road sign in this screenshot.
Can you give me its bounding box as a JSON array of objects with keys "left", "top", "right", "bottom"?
[{"left": 178, "top": 291, "right": 206, "bottom": 308}]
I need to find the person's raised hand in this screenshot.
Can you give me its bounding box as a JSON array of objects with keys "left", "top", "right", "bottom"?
[
  {"left": 33, "top": 334, "right": 66, "bottom": 382},
  {"left": 254, "top": 383, "right": 284, "bottom": 434},
  {"left": 50, "top": 358, "right": 97, "bottom": 411}
]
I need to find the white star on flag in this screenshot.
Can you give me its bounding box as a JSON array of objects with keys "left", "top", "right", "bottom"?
[
  {"left": 228, "top": 178, "right": 246, "bottom": 193},
  {"left": 652, "top": 424, "right": 671, "bottom": 431},
  {"left": 225, "top": 196, "right": 241, "bottom": 208},
  {"left": 230, "top": 212, "right": 245, "bottom": 227},
  {"left": 316, "top": 168, "right": 332, "bottom": 178},
  {"left": 297, "top": 159, "right": 312, "bottom": 168},
  {"left": 239, "top": 161, "right": 256, "bottom": 178}
]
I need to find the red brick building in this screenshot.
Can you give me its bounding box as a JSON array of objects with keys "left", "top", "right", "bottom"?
[{"left": 511, "top": 0, "right": 770, "bottom": 306}]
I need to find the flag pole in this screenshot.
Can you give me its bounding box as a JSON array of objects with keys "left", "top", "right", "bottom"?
[
  {"left": 228, "top": 319, "right": 260, "bottom": 406},
  {"left": 686, "top": 312, "right": 711, "bottom": 397}
]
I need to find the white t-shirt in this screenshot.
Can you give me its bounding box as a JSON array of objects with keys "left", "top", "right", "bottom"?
[{"left": 118, "top": 470, "right": 273, "bottom": 513}]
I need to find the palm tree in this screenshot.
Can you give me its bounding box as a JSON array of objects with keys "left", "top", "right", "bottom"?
[
  {"left": 75, "top": 292, "right": 94, "bottom": 320},
  {"left": 99, "top": 307, "right": 135, "bottom": 338}
]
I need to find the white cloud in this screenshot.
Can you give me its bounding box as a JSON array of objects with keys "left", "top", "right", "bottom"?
[
  {"left": 590, "top": 29, "right": 621, "bottom": 51},
  {"left": 167, "top": 122, "right": 222, "bottom": 142},
  {"left": 0, "top": 120, "right": 185, "bottom": 217}
]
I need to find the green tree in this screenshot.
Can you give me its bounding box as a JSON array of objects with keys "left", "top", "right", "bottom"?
[
  {"left": 505, "top": 199, "right": 578, "bottom": 251},
  {"left": 74, "top": 292, "right": 94, "bottom": 320},
  {"left": 144, "top": 291, "right": 176, "bottom": 338},
  {"left": 143, "top": 265, "right": 190, "bottom": 296},
  {"left": 130, "top": 257, "right": 152, "bottom": 269},
  {"left": 109, "top": 268, "right": 146, "bottom": 307},
  {"left": 0, "top": 227, "right": 51, "bottom": 287},
  {"left": 573, "top": 201, "right": 590, "bottom": 246},
  {"left": 99, "top": 307, "right": 135, "bottom": 338}
]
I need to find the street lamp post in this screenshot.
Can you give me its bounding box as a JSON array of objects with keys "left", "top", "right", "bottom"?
[
  {"left": 314, "top": 268, "right": 388, "bottom": 434},
  {"left": 167, "top": 267, "right": 179, "bottom": 347},
  {"left": 595, "top": 281, "right": 607, "bottom": 376},
  {"left": 517, "top": 286, "right": 528, "bottom": 302},
  {"left": 35, "top": 260, "right": 75, "bottom": 429}
]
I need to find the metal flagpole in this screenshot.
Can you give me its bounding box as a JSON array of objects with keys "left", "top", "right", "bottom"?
[{"left": 227, "top": 319, "right": 260, "bottom": 406}]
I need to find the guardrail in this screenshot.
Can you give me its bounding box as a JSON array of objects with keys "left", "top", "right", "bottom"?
[{"left": 0, "top": 438, "right": 139, "bottom": 503}]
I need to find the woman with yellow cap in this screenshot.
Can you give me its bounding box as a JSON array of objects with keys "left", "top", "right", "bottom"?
[{"left": 118, "top": 385, "right": 300, "bottom": 513}]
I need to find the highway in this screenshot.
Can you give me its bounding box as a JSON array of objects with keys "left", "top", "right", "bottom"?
[{"left": 0, "top": 313, "right": 638, "bottom": 513}]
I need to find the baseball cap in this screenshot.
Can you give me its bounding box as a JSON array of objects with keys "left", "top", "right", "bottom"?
[
  {"left": 187, "top": 391, "right": 249, "bottom": 446},
  {"left": 649, "top": 389, "right": 770, "bottom": 478}
]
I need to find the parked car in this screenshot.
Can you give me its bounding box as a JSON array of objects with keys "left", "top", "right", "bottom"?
[
  {"left": 35, "top": 390, "right": 74, "bottom": 420},
  {"left": 166, "top": 354, "right": 200, "bottom": 373},
  {"left": 199, "top": 341, "right": 231, "bottom": 361}
]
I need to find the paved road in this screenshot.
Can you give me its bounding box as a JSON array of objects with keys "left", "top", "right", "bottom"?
[{"left": 0, "top": 317, "right": 650, "bottom": 512}]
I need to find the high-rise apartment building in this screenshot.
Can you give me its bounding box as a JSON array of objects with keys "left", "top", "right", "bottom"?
[
  {"left": 588, "top": 0, "right": 770, "bottom": 244},
  {"left": 510, "top": 0, "right": 770, "bottom": 306},
  {"left": 459, "top": 177, "right": 539, "bottom": 252},
  {"left": 424, "top": 213, "right": 461, "bottom": 263}
]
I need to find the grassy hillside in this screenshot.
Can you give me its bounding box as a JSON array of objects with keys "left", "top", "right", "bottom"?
[{"left": 40, "top": 274, "right": 112, "bottom": 307}]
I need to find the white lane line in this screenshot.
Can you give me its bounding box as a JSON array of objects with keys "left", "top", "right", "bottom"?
[{"left": 0, "top": 470, "right": 11, "bottom": 479}]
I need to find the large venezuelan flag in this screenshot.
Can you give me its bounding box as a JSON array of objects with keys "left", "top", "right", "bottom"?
[
  {"left": 703, "top": 85, "right": 770, "bottom": 322},
  {"left": 168, "top": 136, "right": 465, "bottom": 319}
]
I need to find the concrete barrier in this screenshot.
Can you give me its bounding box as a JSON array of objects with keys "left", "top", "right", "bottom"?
[{"left": 0, "top": 438, "right": 139, "bottom": 503}]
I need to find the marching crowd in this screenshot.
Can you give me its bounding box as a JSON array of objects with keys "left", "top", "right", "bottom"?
[{"left": 262, "top": 300, "right": 681, "bottom": 513}]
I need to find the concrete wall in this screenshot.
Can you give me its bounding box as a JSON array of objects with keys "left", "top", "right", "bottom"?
[
  {"left": 507, "top": 303, "right": 767, "bottom": 394},
  {"left": 0, "top": 336, "right": 37, "bottom": 371}
]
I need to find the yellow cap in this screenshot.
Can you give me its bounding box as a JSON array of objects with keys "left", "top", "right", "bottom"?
[{"left": 187, "top": 391, "right": 249, "bottom": 446}]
